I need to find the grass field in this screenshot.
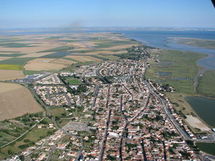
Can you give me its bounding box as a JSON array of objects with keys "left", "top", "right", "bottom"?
[
  {"left": 66, "top": 55, "right": 101, "bottom": 63},
  {"left": 146, "top": 50, "right": 204, "bottom": 94},
  {"left": 197, "top": 70, "right": 215, "bottom": 97},
  {"left": 0, "top": 53, "right": 24, "bottom": 57},
  {"left": 94, "top": 40, "right": 136, "bottom": 48},
  {"left": 0, "top": 83, "right": 43, "bottom": 121},
  {"left": 0, "top": 64, "right": 22, "bottom": 70},
  {"left": 0, "top": 57, "right": 34, "bottom": 65},
  {"left": 0, "top": 42, "right": 32, "bottom": 48},
  {"left": 173, "top": 37, "right": 215, "bottom": 49},
  {"left": 0, "top": 126, "right": 55, "bottom": 159},
  {"left": 41, "top": 46, "right": 73, "bottom": 52},
  {"left": 89, "top": 54, "right": 120, "bottom": 61},
  {"left": 65, "top": 77, "right": 82, "bottom": 85}
]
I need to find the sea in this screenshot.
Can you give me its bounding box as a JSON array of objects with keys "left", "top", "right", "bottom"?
[{"left": 120, "top": 30, "right": 215, "bottom": 70}]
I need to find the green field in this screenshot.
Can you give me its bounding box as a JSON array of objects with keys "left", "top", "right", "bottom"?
[
  {"left": 0, "top": 127, "right": 55, "bottom": 159},
  {"left": 0, "top": 64, "right": 22, "bottom": 70},
  {"left": 0, "top": 53, "right": 24, "bottom": 57},
  {"left": 23, "top": 70, "right": 44, "bottom": 75},
  {"left": 0, "top": 43, "right": 32, "bottom": 48},
  {"left": 175, "top": 38, "right": 215, "bottom": 50},
  {"left": 146, "top": 50, "right": 204, "bottom": 94},
  {"left": 0, "top": 57, "right": 34, "bottom": 65},
  {"left": 41, "top": 46, "right": 73, "bottom": 52},
  {"left": 196, "top": 143, "right": 215, "bottom": 156},
  {"left": 0, "top": 113, "right": 55, "bottom": 159},
  {"left": 65, "top": 77, "right": 82, "bottom": 85},
  {"left": 94, "top": 39, "right": 138, "bottom": 48},
  {"left": 91, "top": 54, "right": 120, "bottom": 61},
  {"left": 197, "top": 70, "right": 215, "bottom": 97}
]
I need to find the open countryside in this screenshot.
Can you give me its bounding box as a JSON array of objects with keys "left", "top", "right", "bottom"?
[
  {"left": 1, "top": 0, "right": 215, "bottom": 160},
  {"left": 0, "top": 82, "right": 43, "bottom": 121}
]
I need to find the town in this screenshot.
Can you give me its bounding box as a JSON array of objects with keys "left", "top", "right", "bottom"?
[{"left": 5, "top": 46, "right": 215, "bottom": 161}]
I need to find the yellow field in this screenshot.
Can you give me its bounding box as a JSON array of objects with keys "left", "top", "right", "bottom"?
[
  {"left": 66, "top": 55, "right": 101, "bottom": 62},
  {"left": 0, "top": 70, "right": 24, "bottom": 80},
  {"left": 0, "top": 64, "right": 22, "bottom": 70},
  {"left": 24, "top": 58, "right": 75, "bottom": 71},
  {"left": 0, "top": 82, "right": 43, "bottom": 121}
]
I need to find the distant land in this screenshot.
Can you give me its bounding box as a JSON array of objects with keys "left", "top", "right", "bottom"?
[
  {"left": 172, "top": 37, "right": 215, "bottom": 49},
  {"left": 1, "top": 27, "right": 215, "bottom": 33}
]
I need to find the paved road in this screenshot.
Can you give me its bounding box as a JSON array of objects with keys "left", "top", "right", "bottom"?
[
  {"left": 144, "top": 80, "right": 191, "bottom": 140},
  {"left": 144, "top": 80, "right": 215, "bottom": 144}
]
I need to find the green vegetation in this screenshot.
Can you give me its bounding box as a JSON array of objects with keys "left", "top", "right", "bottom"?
[
  {"left": 197, "top": 70, "right": 215, "bottom": 97},
  {"left": 0, "top": 64, "right": 22, "bottom": 70},
  {"left": 48, "top": 107, "right": 68, "bottom": 118},
  {"left": 42, "top": 51, "right": 72, "bottom": 58},
  {"left": 116, "top": 45, "right": 151, "bottom": 60},
  {"left": 0, "top": 57, "right": 33, "bottom": 65},
  {"left": 175, "top": 38, "right": 215, "bottom": 49},
  {"left": 46, "top": 36, "right": 63, "bottom": 40},
  {"left": 0, "top": 43, "right": 32, "bottom": 48},
  {"left": 0, "top": 127, "right": 55, "bottom": 159},
  {"left": 23, "top": 70, "right": 43, "bottom": 75},
  {"left": 61, "top": 61, "right": 96, "bottom": 72},
  {"left": 146, "top": 50, "right": 204, "bottom": 94},
  {"left": 89, "top": 54, "right": 119, "bottom": 61},
  {"left": 40, "top": 46, "right": 73, "bottom": 52},
  {"left": 196, "top": 143, "right": 215, "bottom": 155},
  {"left": 95, "top": 40, "right": 136, "bottom": 48},
  {"left": 0, "top": 53, "right": 24, "bottom": 57},
  {"left": 0, "top": 112, "right": 53, "bottom": 159},
  {"left": 97, "top": 54, "right": 119, "bottom": 60},
  {"left": 65, "top": 77, "right": 82, "bottom": 85},
  {"left": 165, "top": 93, "right": 196, "bottom": 116},
  {"left": 90, "top": 55, "right": 109, "bottom": 61}
]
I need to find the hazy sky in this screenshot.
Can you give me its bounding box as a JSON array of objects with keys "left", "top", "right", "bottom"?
[{"left": 0, "top": 0, "right": 215, "bottom": 28}]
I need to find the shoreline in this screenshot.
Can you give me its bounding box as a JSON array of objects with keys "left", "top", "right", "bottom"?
[
  {"left": 139, "top": 41, "right": 214, "bottom": 133},
  {"left": 120, "top": 32, "right": 215, "bottom": 133}
]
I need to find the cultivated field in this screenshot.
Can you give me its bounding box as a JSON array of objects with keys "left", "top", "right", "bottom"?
[
  {"left": 0, "top": 57, "right": 11, "bottom": 61},
  {"left": 0, "top": 70, "right": 24, "bottom": 80},
  {"left": 24, "top": 58, "right": 74, "bottom": 71},
  {"left": 0, "top": 32, "right": 139, "bottom": 73},
  {"left": 0, "top": 64, "right": 22, "bottom": 70},
  {"left": 0, "top": 83, "right": 43, "bottom": 121},
  {"left": 66, "top": 55, "right": 101, "bottom": 62}
]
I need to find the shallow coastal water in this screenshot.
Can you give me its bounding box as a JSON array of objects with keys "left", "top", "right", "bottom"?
[
  {"left": 121, "top": 30, "right": 215, "bottom": 70},
  {"left": 186, "top": 96, "right": 215, "bottom": 127}
]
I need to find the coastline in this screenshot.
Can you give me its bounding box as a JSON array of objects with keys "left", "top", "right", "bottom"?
[{"left": 140, "top": 43, "right": 214, "bottom": 133}]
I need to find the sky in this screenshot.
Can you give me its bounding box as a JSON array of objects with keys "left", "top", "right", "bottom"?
[{"left": 0, "top": 0, "right": 215, "bottom": 29}]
